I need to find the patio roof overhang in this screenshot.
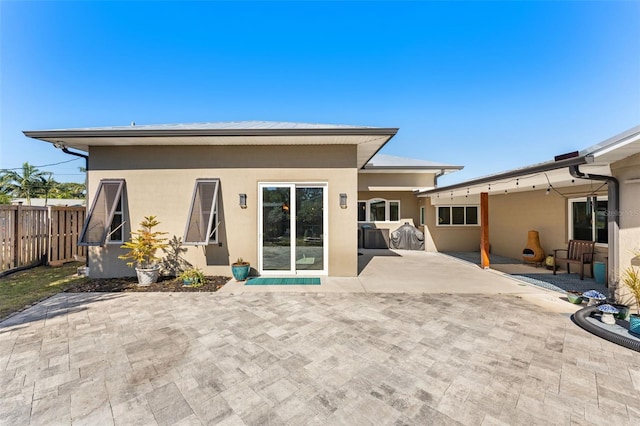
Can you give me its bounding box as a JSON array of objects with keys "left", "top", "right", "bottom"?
[
  {"left": 417, "top": 125, "right": 640, "bottom": 201},
  {"left": 23, "top": 122, "right": 399, "bottom": 169},
  {"left": 417, "top": 154, "right": 601, "bottom": 201}
]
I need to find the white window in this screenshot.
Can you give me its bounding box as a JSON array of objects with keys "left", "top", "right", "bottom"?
[
  {"left": 437, "top": 206, "right": 479, "bottom": 226},
  {"left": 184, "top": 179, "right": 220, "bottom": 245},
  {"left": 419, "top": 206, "right": 425, "bottom": 226},
  {"left": 79, "top": 179, "right": 125, "bottom": 246},
  {"left": 568, "top": 196, "right": 608, "bottom": 245},
  {"left": 357, "top": 199, "right": 401, "bottom": 222}
]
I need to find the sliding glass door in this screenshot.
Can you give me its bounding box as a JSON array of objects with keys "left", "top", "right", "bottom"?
[{"left": 259, "top": 183, "right": 327, "bottom": 275}]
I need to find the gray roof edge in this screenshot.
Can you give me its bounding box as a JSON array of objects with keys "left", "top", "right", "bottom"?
[
  {"left": 417, "top": 124, "right": 640, "bottom": 197},
  {"left": 579, "top": 124, "right": 640, "bottom": 156},
  {"left": 364, "top": 153, "right": 463, "bottom": 170},
  {"left": 416, "top": 155, "right": 590, "bottom": 196},
  {"left": 23, "top": 127, "right": 399, "bottom": 139},
  {"left": 363, "top": 165, "right": 464, "bottom": 171}
]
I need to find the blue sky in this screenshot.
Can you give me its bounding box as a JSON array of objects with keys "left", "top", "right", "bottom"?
[{"left": 1, "top": 1, "right": 639, "bottom": 185}]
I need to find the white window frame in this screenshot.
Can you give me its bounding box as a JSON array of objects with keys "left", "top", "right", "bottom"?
[
  {"left": 78, "top": 179, "right": 125, "bottom": 246},
  {"left": 436, "top": 205, "right": 479, "bottom": 227},
  {"left": 419, "top": 206, "right": 425, "bottom": 226},
  {"left": 568, "top": 196, "right": 608, "bottom": 246},
  {"left": 107, "top": 196, "right": 124, "bottom": 244},
  {"left": 183, "top": 178, "right": 220, "bottom": 246},
  {"left": 357, "top": 198, "right": 401, "bottom": 222}
]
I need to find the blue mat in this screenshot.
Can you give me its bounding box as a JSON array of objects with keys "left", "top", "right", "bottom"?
[{"left": 245, "top": 277, "right": 321, "bottom": 285}]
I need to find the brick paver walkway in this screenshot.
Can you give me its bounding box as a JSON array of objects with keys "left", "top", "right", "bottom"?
[{"left": 2, "top": 292, "right": 640, "bottom": 425}]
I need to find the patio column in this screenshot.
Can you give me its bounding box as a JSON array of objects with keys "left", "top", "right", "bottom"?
[{"left": 480, "top": 192, "right": 490, "bottom": 269}]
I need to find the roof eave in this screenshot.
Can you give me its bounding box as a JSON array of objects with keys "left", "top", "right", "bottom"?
[
  {"left": 23, "top": 127, "right": 399, "bottom": 139},
  {"left": 417, "top": 155, "right": 593, "bottom": 197}
]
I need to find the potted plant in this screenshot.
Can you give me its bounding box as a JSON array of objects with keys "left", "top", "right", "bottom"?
[
  {"left": 119, "top": 215, "right": 168, "bottom": 286},
  {"left": 179, "top": 267, "right": 205, "bottom": 287},
  {"left": 621, "top": 263, "right": 640, "bottom": 334},
  {"left": 231, "top": 257, "right": 250, "bottom": 281},
  {"left": 565, "top": 290, "right": 583, "bottom": 304}
]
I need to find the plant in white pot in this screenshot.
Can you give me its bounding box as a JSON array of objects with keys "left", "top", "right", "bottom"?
[{"left": 119, "top": 215, "right": 168, "bottom": 286}]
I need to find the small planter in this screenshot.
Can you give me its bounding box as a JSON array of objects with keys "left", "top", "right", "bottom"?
[
  {"left": 179, "top": 268, "right": 205, "bottom": 287},
  {"left": 231, "top": 264, "right": 250, "bottom": 281},
  {"left": 566, "top": 291, "right": 583, "bottom": 304},
  {"left": 630, "top": 314, "right": 640, "bottom": 335},
  {"left": 136, "top": 265, "right": 161, "bottom": 286},
  {"left": 611, "top": 304, "right": 630, "bottom": 321}
]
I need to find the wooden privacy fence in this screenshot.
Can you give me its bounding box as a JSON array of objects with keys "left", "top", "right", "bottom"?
[{"left": 0, "top": 204, "right": 86, "bottom": 274}]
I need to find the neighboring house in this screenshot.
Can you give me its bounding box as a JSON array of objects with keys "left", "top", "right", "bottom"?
[
  {"left": 11, "top": 198, "right": 85, "bottom": 207},
  {"left": 417, "top": 125, "right": 640, "bottom": 299},
  {"left": 24, "top": 121, "right": 457, "bottom": 278}
]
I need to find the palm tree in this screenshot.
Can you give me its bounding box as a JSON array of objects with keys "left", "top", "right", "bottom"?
[
  {"left": 37, "top": 172, "right": 56, "bottom": 206},
  {"left": 0, "top": 162, "right": 47, "bottom": 205}
]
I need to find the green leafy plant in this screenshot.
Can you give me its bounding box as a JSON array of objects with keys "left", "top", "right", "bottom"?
[
  {"left": 119, "top": 216, "right": 168, "bottom": 269},
  {"left": 232, "top": 257, "right": 249, "bottom": 266},
  {"left": 622, "top": 265, "right": 640, "bottom": 315},
  {"left": 179, "top": 267, "right": 206, "bottom": 286},
  {"left": 621, "top": 248, "right": 640, "bottom": 315}
]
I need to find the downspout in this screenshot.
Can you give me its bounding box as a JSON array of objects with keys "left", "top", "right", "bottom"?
[
  {"left": 569, "top": 164, "right": 619, "bottom": 298},
  {"left": 434, "top": 169, "right": 445, "bottom": 188},
  {"left": 55, "top": 144, "right": 89, "bottom": 171}
]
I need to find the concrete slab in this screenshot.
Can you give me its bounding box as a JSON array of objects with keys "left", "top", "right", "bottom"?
[{"left": 220, "top": 250, "right": 583, "bottom": 315}]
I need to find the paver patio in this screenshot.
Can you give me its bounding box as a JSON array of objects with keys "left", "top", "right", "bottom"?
[{"left": 2, "top": 251, "right": 640, "bottom": 425}]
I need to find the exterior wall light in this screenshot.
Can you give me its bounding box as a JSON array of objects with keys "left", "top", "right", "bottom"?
[
  {"left": 239, "top": 193, "right": 247, "bottom": 209},
  {"left": 339, "top": 193, "right": 347, "bottom": 209}
]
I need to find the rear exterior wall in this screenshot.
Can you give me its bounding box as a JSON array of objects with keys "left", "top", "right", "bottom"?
[{"left": 86, "top": 144, "right": 358, "bottom": 278}]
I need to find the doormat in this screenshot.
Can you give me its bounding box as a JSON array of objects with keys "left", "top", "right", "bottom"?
[{"left": 245, "top": 277, "right": 321, "bottom": 285}]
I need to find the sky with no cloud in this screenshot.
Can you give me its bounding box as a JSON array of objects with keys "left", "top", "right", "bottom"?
[{"left": 1, "top": 1, "right": 639, "bottom": 185}]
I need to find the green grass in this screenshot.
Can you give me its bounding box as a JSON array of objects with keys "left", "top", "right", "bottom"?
[{"left": 0, "top": 262, "right": 86, "bottom": 320}]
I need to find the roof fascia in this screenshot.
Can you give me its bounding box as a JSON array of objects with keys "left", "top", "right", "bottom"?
[
  {"left": 417, "top": 155, "right": 592, "bottom": 197},
  {"left": 23, "top": 127, "right": 399, "bottom": 139},
  {"left": 579, "top": 125, "right": 640, "bottom": 158},
  {"left": 362, "top": 165, "right": 464, "bottom": 171}
]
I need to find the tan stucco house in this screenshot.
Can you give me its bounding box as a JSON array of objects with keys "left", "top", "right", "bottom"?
[
  {"left": 24, "top": 121, "right": 460, "bottom": 278},
  {"left": 417, "top": 125, "right": 640, "bottom": 300}
]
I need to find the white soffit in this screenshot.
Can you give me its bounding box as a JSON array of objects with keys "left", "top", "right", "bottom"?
[
  {"left": 23, "top": 121, "right": 398, "bottom": 169},
  {"left": 367, "top": 186, "right": 434, "bottom": 192},
  {"left": 430, "top": 163, "right": 612, "bottom": 199}
]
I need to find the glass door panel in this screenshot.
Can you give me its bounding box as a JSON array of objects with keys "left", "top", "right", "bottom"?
[
  {"left": 261, "top": 186, "right": 292, "bottom": 271},
  {"left": 295, "top": 187, "right": 324, "bottom": 271}
]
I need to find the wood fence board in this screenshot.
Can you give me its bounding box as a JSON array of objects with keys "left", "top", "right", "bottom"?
[{"left": 0, "top": 205, "right": 85, "bottom": 273}]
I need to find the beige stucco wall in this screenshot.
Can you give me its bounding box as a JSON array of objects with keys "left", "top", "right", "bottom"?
[
  {"left": 357, "top": 190, "right": 420, "bottom": 234},
  {"left": 419, "top": 198, "right": 481, "bottom": 252},
  {"left": 488, "top": 189, "right": 566, "bottom": 259},
  {"left": 420, "top": 183, "right": 611, "bottom": 262},
  {"left": 611, "top": 152, "right": 640, "bottom": 306},
  {"left": 86, "top": 145, "right": 358, "bottom": 278}
]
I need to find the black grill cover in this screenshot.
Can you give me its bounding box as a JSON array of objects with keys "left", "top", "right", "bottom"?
[{"left": 390, "top": 223, "right": 425, "bottom": 250}]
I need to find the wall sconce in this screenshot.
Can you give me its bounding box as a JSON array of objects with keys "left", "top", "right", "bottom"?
[
  {"left": 239, "top": 193, "right": 247, "bottom": 209},
  {"left": 339, "top": 193, "right": 347, "bottom": 209}
]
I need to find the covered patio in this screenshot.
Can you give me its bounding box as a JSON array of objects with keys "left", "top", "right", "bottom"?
[{"left": 445, "top": 251, "right": 608, "bottom": 295}]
